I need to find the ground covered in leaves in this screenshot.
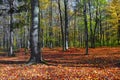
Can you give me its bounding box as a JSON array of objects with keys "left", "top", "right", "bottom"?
[{"left": 0, "top": 47, "right": 120, "bottom": 80}]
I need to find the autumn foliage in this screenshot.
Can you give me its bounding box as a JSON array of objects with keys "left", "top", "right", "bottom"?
[{"left": 0, "top": 47, "right": 120, "bottom": 80}]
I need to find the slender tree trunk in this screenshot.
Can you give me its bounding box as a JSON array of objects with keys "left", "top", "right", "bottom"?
[
  {"left": 92, "top": 0, "right": 99, "bottom": 48},
  {"left": 58, "top": 31, "right": 61, "bottom": 47},
  {"left": 6, "top": 27, "right": 9, "bottom": 51},
  {"left": 49, "top": 0, "right": 53, "bottom": 48},
  {"left": 83, "top": 0, "right": 88, "bottom": 55},
  {"left": 97, "top": 1, "right": 102, "bottom": 47},
  {"left": 58, "top": 0, "right": 65, "bottom": 51},
  {"left": 64, "top": 0, "right": 69, "bottom": 50},
  {"left": 88, "top": 0, "right": 94, "bottom": 48},
  {"left": 117, "top": 20, "right": 120, "bottom": 45},
  {"left": 45, "top": 25, "right": 48, "bottom": 47},
  {"left": 28, "top": 0, "right": 42, "bottom": 64},
  {"left": 103, "top": 31, "right": 105, "bottom": 46},
  {"left": 3, "top": 29, "right": 6, "bottom": 50},
  {"left": 99, "top": 12, "right": 102, "bottom": 46},
  {"left": 41, "top": 29, "right": 44, "bottom": 48},
  {"left": 40, "top": 10, "right": 45, "bottom": 48},
  {"left": 73, "top": 10, "right": 77, "bottom": 47},
  {"left": 8, "top": 1, "right": 15, "bottom": 57}
]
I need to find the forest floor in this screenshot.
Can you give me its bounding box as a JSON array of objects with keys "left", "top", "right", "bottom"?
[{"left": 0, "top": 47, "right": 120, "bottom": 80}]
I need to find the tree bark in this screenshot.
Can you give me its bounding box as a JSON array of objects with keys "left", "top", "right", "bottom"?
[
  {"left": 117, "top": 20, "right": 120, "bottom": 45},
  {"left": 73, "top": 10, "right": 77, "bottom": 47},
  {"left": 49, "top": 0, "right": 53, "bottom": 48},
  {"left": 58, "top": 0, "right": 65, "bottom": 51},
  {"left": 83, "top": 0, "right": 88, "bottom": 55},
  {"left": 64, "top": 0, "right": 69, "bottom": 50},
  {"left": 28, "top": 0, "right": 42, "bottom": 64},
  {"left": 8, "top": 1, "right": 15, "bottom": 57},
  {"left": 88, "top": 0, "right": 93, "bottom": 48}
]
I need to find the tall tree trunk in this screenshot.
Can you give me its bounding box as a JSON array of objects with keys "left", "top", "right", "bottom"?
[
  {"left": 64, "top": 0, "right": 69, "bottom": 50},
  {"left": 103, "top": 31, "right": 105, "bottom": 46},
  {"left": 92, "top": 0, "right": 99, "bottom": 48},
  {"left": 83, "top": 0, "right": 88, "bottom": 55},
  {"left": 49, "top": 0, "right": 53, "bottom": 48},
  {"left": 99, "top": 11, "right": 102, "bottom": 46},
  {"left": 98, "top": 1, "right": 102, "bottom": 46},
  {"left": 8, "top": 1, "right": 15, "bottom": 57},
  {"left": 28, "top": 0, "right": 42, "bottom": 64},
  {"left": 117, "top": 20, "right": 120, "bottom": 45},
  {"left": 58, "top": 0, "right": 65, "bottom": 51},
  {"left": 88, "top": 0, "right": 94, "bottom": 48},
  {"left": 40, "top": 10, "right": 44, "bottom": 48},
  {"left": 6, "top": 27, "right": 9, "bottom": 51},
  {"left": 73, "top": 10, "right": 77, "bottom": 47}
]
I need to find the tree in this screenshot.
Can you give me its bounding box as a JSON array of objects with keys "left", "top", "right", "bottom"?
[
  {"left": 27, "top": 0, "right": 42, "bottom": 64},
  {"left": 49, "top": 0, "right": 53, "bottom": 48},
  {"left": 113, "top": 0, "right": 120, "bottom": 45},
  {"left": 83, "top": 0, "right": 88, "bottom": 55},
  {"left": 106, "top": 0, "right": 120, "bottom": 45},
  {"left": 64, "top": 0, "right": 69, "bottom": 50},
  {"left": 88, "top": 0, "right": 93, "bottom": 48},
  {"left": 57, "top": 0, "right": 65, "bottom": 51},
  {"left": 8, "top": 0, "right": 15, "bottom": 57}
]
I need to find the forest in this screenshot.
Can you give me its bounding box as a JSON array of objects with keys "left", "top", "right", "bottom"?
[{"left": 0, "top": 0, "right": 120, "bottom": 79}]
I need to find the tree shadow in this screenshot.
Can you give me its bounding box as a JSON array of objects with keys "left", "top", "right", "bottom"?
[
  {"left": 0, "top": 60, "right": 27, "bottom": 64},
  {"left": 0, "top": 53, "right": 7, "bottom": 57},
  {"left": 43, "top": 53, "right": 120, "bottom": 68}
]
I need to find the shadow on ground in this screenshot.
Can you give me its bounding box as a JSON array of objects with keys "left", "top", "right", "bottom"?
[
  {"left": 0, "top": 48, "right": 120, "bottom": 68},
  {"left": 0, "top": 60, "right": 27, "bottom": 64},
  {"left": 43, "top": 53, "right": 120, "bottom": 68}
]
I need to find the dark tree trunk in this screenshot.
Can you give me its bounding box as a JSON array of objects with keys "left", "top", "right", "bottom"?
[
  {"left": 103, "top": 31, "right": 105, "bottom": 46},
  {"left": 58, "top": 31, "right": 61, "bottom": 47},
  {"left": 88, "top": 0, "right": 93, "bottom": 48},
  {"left": 73, "top": 10, "right": 77, "bottom": 47},
  {"left": 83, "top": 0, "right": 88, "bottom": 55},
  {"left": 99, "top": 12, "right": 102, "bottom": 46},
  {"left": 98, "top": 2, "right": 102, "bottom": 47},
  {"left": 28, "top": 0, "right": 42, "bottom": 64},
  {"left": 117, "top": 20, "right": 120, "bottom": 45},
  {"left": 58, "top": 0, "right": 65, "bottom": 51},
  {"left": 92, "top": 0, "right": 99, "bottom": 48},
  {"left": 64, "top": 0, "right": 69, "bottom": 50}
]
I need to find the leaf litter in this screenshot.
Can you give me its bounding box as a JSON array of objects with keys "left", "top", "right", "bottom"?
[{"left": 0, "top": 47, "right": 120, "bottom": 80}]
